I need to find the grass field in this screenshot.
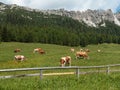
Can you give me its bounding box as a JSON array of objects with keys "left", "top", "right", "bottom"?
[
  {"left": 0, "top": 42, "right": 120, "bottom": 90},
  {"left": 0, "top": 73, "right": 119, "bottom": 90},
  {"left": 0, "top": 42, "right": 120, "bottom": 68}
]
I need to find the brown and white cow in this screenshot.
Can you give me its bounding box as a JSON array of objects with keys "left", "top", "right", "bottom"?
[
  {"left": 76, "top": 51, "right": 89, "bottom": 59},
  {"left": 33, "top": 48, "right": 45, "bottom": 54},
  {"left": 33, "top": 48, "right": 42, "bottom": 53},
  {"left": 14, "top": 49, "right": 21, "bottom": 53},
  {"left": 14, "top": 55, "right": 25, "bottom": 61},
  {"left": 70, "top": 48, "right": 75, "bottom": 52},
  {"left": 60, "top": 56, "right": 71, "bottom": 67}
]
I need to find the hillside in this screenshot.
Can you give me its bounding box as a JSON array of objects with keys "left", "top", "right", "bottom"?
[
  {"left": 0, "top": 2, "right": 120, "bottom": 46},
  {"left": 0, "top": 42, "right": 120, "bottom": 68}
]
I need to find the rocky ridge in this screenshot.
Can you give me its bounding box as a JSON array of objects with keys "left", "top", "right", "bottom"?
[
  {"left": 1, "top": 2, "right": 120, "bottom": 27},
  {"left": 41, "top": 8, "right": 120, "bottom": 27}
]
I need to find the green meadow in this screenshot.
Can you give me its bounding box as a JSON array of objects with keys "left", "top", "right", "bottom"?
[{"left": 0, "top": 42, "right": 120, "bottom": 90}]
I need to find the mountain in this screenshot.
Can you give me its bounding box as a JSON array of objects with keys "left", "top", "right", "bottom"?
[
  {"left": 41, "top": 9, "right": 120, "bottom": 27},
  {"left": 1, "top": 2, "right": 120, "bottom": 27},
  {"left": 0, "top": 2, "right": 120, "bottom": 46}
]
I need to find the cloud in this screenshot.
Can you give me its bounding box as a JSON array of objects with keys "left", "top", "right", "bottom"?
[
  {"left": 0, "top": 0, "right": 25, "bottom": 6},
  {"left": 0, "top": 0, "right": 120, "bottom": 12}
]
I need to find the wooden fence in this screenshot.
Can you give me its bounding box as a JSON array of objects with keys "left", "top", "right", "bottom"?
[{"left": 0, "top": 64, "right": 120, "bottom": 79}]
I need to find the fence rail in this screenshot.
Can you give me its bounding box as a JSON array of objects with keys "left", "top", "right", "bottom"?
[{"left": 0, "top": 64, "right": 120, "bottom": 79}]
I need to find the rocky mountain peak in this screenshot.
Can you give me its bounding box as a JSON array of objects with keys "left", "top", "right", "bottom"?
[
  {"left": 0, "top": 2, "right": 120, "bottom": 27},
  {"left": 41, "top": 8, "right": 120, "bottom": 27}
]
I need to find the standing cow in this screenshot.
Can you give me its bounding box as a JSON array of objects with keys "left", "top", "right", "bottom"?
[
  {"left": 76, "top": 51, "right": 89, "bottom": 59},
  {"left": 14, "top": 49, "right": 21, "bottom": 53},
  {"left": 14, "top": 55, "right": 25, "bottom": 62},
  {"left": 60, "top": 56, "right": 71, "bottom": 67}
]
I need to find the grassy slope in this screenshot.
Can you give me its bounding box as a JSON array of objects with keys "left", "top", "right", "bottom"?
[
  {"left": 0, "top": 42, "right": 120, "bottom": 68},
  {"left": 0, "top": 42, "right": 120, "bottom": 90}
]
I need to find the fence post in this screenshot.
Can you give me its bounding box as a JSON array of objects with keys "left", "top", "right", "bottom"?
[
  {"left": 76, "top": 68, "right": 80, "bottom": 79},
  {"left": 40, "top": 69, "right": 43, "bottom": 80},
  {"left": 106, "top": 66, "right": 110, "bottom": 74}
]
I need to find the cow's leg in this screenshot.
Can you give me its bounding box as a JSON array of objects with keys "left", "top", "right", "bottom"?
[
  {"left": 14, "top": 58, "right": 19, "bottom": 63},
  {"left": 76, "top": 56, "right": 78, "bottom": 59},
  {"left": 87, "top": 56, "right": 89, "bottom": 59},
  {"left": 61, "top": 64, "right": 64, "bottom": 67},
  {"left": 21, "top": 59, "right": 23, "bottom": 61},
  {"left": 21, "top": 58, "right": 25, "bottom": 61},
  {"left": 14, "top": 60, "right": 17, "bottom": 63},
  {"left": 69, "top": 62, "right": 71, "bottom": 66}
]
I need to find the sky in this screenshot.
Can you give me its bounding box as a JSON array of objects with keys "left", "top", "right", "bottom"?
[{"left": 0, "top": 0, "right": 120, "bottom": 12}]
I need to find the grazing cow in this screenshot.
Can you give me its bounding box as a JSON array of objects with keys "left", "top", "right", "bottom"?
[
  {"left": 70, "top": 48, "right": 75, "bottom": 52},
  {"left": 33, "top": 48, "right": 42, "bottom": 53},
  {"left": 76, "top": 51, "right": 89, "bottom": 59},
  {"left": 60, "top": 56, "right": 71, "bottom": 67},
  {"left": 14, "top": 49, "right": 21, "bottom": 53},
  {"left": 14, "top": 55, "right": 25, "bottom": 61},
  {"left": 97, "top": 49, "right": 101, "bottom": 52}
]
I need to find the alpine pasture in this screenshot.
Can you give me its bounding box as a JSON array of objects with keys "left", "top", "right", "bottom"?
[{"left": 0, "top": 42, "right": 120, "bottom": 90}]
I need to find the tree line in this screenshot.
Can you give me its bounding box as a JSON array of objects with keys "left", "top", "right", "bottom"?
[{"left": 0, "top": 8, "right": 120, "bottom": 46}]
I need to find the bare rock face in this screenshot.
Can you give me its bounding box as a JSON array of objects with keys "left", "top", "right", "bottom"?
[{"left": 41, "top": 9, "right": 120, "bottom": 27}]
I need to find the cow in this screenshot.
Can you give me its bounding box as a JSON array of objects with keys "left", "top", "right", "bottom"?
[
  {"left": 70, "top": 48, "right": 75, "bottom": 52},
  {"left": 97, "top": 49, "right": 101, "bottom": 52},
  {"left": 33, "top": 48, "right": 42, "bottom": 53},
  {"left": 60, "top": 56, "right": 71, "bottom": 67},
  {"left": 14, "top": 49, "right": 21, "bottom": 53},
  {"left": 76, "top": 51, "right": 89, "bottom": 59},
  {"left": 14, "top": 55, "right": 25, "bottom": 62},
  {"left": 33, "top": 48, "right": 45, "bottom": 54}
]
